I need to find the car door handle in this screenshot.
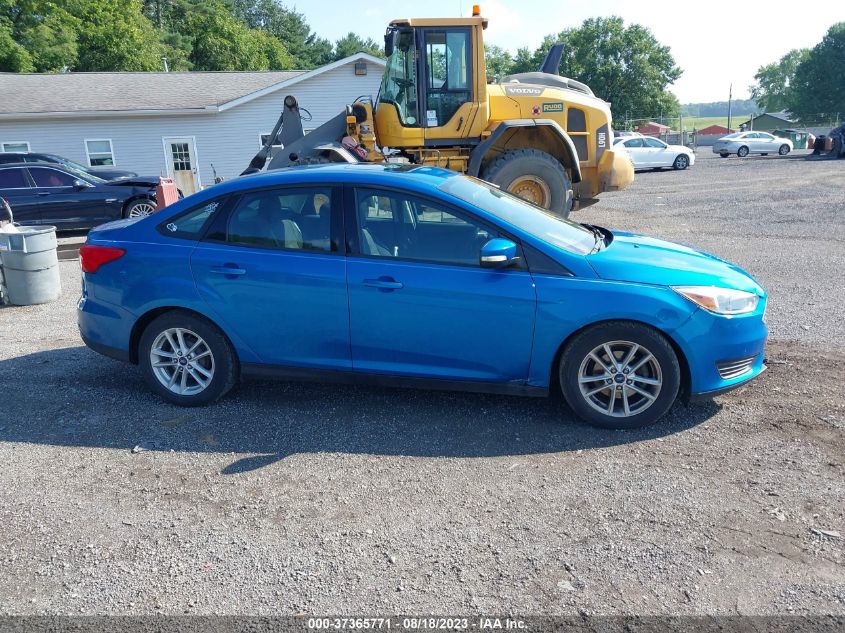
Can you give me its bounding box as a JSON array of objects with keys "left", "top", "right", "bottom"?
[
  {"left": 363, "top": 277, "right": 403, "bottom": 290},
  {"left": 37, "top": 192, "right": 50, "bottom": 197},
  {"left": 210, "top": 265, "right": 246, "bottom": 276}
]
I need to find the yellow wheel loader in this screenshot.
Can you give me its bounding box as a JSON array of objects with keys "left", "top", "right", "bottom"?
[{"left": 244, "top": 7, "right": 634, "bottom": 217}]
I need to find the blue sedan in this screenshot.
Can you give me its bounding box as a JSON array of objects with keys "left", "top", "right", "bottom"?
[{"left": 78, "top": 164, "right": 767, "bottom": 429}]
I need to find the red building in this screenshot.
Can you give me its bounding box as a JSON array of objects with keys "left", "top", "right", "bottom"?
[
  {"left": 697, "top": 124, "right": 734, "bottom": 135},
  {"left": 636, "top": 121, "right": 671, "bottom": 135}
]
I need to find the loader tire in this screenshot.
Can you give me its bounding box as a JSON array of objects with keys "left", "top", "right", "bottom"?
[{"left": 482, "top": 149, "right": 573, "bottom": 217}]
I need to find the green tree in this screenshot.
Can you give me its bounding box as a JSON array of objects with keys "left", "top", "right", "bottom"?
[
  {"left": 484, "top": 44, "right": 513, "bottom": 81},
  {"left": 750, "top": 48, "right": 809, "bottom": 112},
  {"left": 0, "top": 0, "right": 79, "bottom": 71},
  {"left": 180, "top": 0, "right": 291, "bottom": 70},
  {"left": 786, "top": 23, "right": 845, "bottom": 121},
  {"left": 333, "top": 32, "right": 383, "bottom": 61},
  {"left": 72, "top": 0, "right": 165, "bottom": 71},
  {"left": 512, "top": 18, "right": 681, "bottom": 120}
]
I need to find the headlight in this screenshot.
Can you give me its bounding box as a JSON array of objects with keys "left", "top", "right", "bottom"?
[{"left": 672, "top": 286, "right": 759, "bottom": 315}]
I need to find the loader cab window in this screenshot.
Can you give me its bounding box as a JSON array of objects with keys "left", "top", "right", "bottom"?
[
  {"left": 423, "top": 29, "right": 472, "bottom": 127},
  {"left": 380, "top": 28, "right": 419, "bottom": 126}
]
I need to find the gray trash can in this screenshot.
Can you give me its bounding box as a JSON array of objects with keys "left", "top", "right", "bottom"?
[{"left": 0, "top": 226, "right": 61, "bottom": 305}]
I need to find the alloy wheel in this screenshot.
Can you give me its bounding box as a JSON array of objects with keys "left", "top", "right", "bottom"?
[
  {"left": 149, "top": 327, "right": 215, "bottom": 396},
  {"left": 577, "top": 340, "right": 663, "bottom": 418},
  {"left": 128, "top": 201, "right": 156, "bottom": 218}
]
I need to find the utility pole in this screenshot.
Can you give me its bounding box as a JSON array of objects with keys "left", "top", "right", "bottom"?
[{"left": 727, "top": 83, "right": 733, "bottom": 131}]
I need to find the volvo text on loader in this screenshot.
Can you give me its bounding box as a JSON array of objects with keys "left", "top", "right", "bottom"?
[{"left": 244, "top": 7, "right": 634, "bottom": 217}]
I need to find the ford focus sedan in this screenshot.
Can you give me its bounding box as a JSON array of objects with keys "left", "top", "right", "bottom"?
[{"left": 78, "top": 165, "right": 767, "bottom": 429}]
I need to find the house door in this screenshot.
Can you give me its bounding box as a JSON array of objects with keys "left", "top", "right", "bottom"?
[{"left": 163, "top": 137, "right": 200, "bottom": 195}]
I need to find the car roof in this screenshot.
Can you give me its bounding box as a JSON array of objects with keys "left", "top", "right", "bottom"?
[
  {"left": 0, "top": 161, "right": 67, "bottom": 169},
  {"left": 232, "top": 163, "right": 460, "bottom": 191}
]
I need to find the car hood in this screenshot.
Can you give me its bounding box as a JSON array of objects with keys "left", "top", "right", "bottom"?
[
  {"left": 586, "top": 231, "right": 763, "bottom": 294},
  {"left": 106, "top": 175, "right": 158, "bottom": 187}
]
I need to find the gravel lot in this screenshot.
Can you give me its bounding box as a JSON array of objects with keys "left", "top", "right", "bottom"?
[{"left": 0, "top": 151, "right": 843, "bottom": 617}]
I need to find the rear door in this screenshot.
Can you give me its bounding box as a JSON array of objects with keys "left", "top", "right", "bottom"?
[
  {"left": 190, "top": 185, "right": 350, "bottom": 369},
  {"left": 622, "top": 138, "right": 649, "bottom": 168},
  {"left": 0, "top": 167, "right": 41, "bottom": 225},
  {"left": 345, "top": 185, "right": 536, "bottom": 382}
]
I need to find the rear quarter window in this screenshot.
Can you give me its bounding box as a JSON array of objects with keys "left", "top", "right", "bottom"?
[{"left": 158, "top": 199, "right": 222, "bottom": 240}]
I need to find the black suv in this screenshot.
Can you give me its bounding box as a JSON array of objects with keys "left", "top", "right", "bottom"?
[{"left": 0, "top": 152, "right": 137, "bottom": 181}]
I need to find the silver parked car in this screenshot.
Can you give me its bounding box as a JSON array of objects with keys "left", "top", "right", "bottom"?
[{"left": 712, "top": 132, "right": 793, "bottom": 158}]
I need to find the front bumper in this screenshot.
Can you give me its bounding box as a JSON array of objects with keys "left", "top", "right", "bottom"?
[{"left": 673, "top": 300, "right": 768, "bottom": 397}]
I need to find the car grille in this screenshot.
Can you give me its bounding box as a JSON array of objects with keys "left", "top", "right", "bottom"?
[{"left": 716, "top": 355, "right": 758, "bottom": 380}]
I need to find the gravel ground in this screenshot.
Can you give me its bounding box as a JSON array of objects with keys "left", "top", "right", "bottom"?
[{"left": 0, "top": 151, "right": 843, "bottom": 617}]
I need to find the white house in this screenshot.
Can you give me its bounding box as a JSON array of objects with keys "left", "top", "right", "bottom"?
[{"left": 0, "top": 53, "right": 385, "bottom": 193}]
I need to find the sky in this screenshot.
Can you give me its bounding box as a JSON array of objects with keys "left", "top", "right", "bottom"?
[{"left": 294, "top": 0, "right": 845, "bottom": 105}]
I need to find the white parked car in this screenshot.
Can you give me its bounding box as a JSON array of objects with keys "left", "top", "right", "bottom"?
[
  {"left": 712, "top": 132, "right": 793, "bottom": 158},
  {"left": 613, "top": 136, "right": 695, "bottom": 170}
]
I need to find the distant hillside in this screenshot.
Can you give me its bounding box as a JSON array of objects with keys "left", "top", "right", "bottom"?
[{"left": 682, "top": 100, "right": 758, "bottom": 117}]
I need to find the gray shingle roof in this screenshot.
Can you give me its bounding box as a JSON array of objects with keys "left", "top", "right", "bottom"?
[{"left": 0, "top": 70, "right": 307, "bottom": 115}]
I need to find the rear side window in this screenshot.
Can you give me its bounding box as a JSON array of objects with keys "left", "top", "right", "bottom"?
[
  {"left": 0, "top": 168, "right": 28, "bottom": 188},
  {"left": 29, "top": 167, "right": 77, "bottom": 187},
  {"left": 160, "top": 200, "right": 221, "bottom": 239}
]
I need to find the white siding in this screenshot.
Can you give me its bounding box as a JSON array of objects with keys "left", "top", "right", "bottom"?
[{"left": 0, "top": 61, "right": 382, "bottom": 185}]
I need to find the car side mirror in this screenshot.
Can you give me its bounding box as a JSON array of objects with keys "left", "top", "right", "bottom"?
[
  {"left": 480, "top": 238, "right": 519, "bottom": 269},
  {"left": 73, "top": 179, "right": 91, "bottom": 190}
]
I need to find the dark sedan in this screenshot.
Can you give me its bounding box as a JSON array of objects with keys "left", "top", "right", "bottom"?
[
  {"left": 0, "top": 162, "right": 158, "bottom": 230},
  {"left": 0, "top": 152, "right": 138, "bottom": 181}
]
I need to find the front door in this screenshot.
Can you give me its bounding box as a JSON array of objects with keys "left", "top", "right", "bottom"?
[
  {"left": 190, "top": 185, "right": 349, "bottom": 369},
  {"left": 420, "top": 27, "right": 475, "bottom": 139},
  {"left": 163, "top": 137, "right": 200, "bottom": 195},
  {"left": 346, "top": 186, "right": 536, "bottom": 382},
  {"left": 26, "top": 166, "right": 117, "bottom": 229}
]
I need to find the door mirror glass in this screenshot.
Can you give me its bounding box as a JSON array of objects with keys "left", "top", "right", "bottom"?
[
  {"left": 480, "top": 238, "right": 519, "bottom": 268},
  {"left": 73, "top": 179, "right": 91, "bottom": 190}
]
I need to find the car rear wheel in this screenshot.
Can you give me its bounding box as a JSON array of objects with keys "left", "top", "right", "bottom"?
[
  {"left": 778, "top": 144, "right": 790, "bottom": 156},
  {"left": 559, "top": 321, "right": 681, "bottom": 429},
  {"left": 139, "top": 311, "right": 238, "bottom": 406},
  {"left": 719, "top": 152, "right": 729, "bottom": 158},
  {"left": 672, "top": 154, "right": 690, "bottom": 170},
  {"left": 124, "top": 198, "right": 156, "bottom": 218},
  {"left": 737, "top": 146, "right": 749, "bottom": 158}
]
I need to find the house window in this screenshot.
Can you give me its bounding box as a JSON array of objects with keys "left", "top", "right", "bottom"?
[
  {"left": 259, "top": 133, "right": 282, "bottom": 148},
  {"left": 85, "top": 139, "right": 115, "bottom": 166},
  {"left": 2, "top": 141, "right": 30, "bottom": 152}
]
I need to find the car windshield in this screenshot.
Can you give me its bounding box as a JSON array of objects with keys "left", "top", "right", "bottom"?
[
  {"left": 48, "top": 154, "right": 96, "bottom": 175},
  {"left": 56, "top": 161, "right": 107, "bottom": 184},
  {"left": 439, "top": 175, "right": 596, "bottom": 255},
  {"left": 722, "top": 133, "right": 742, "bottom": 139}
]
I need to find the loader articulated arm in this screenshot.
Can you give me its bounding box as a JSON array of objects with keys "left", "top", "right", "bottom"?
[{"left": 243, "top": 95, "right": 366, "bottom": 176}]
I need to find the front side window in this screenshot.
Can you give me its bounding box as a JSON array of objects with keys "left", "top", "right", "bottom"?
[
  {"left": 379, "top": 28, "right": 419, "bottom": 126},
  {"left": 355, "top": 187, "right": 496, "bottom": 266},
  {"left": 85, "top": 139, "right": 115, "bottom": 166},
  {"left": 0, "top": 168, "right": 28, "bottom": 188},
  {"left": 29, "top": 167, "right": 77, "bottom": 188},
  {"left": 424, "top": 29, "right": 471, "bottom": 127},
  {"left": 223, "top": 187, "right": 333, "bottom": 252}
]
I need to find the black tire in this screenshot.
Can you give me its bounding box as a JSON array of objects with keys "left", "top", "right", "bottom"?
[
  {"left": 123, "top": 197, "right": 156, "bottom": 219},
  {"left": 558, "top": 321, "right": 681, "bottom": 429},
  {"left": 482, "top": 149, "right": 573, "bottom": 217},
  {"left": 761, "top": 153, "right": 768, "bottom": 156},
  {"left": 672, "top": 154, "right": 690, "bottom": 170},
  {"left": 737, "top": 145, "right": 749, "bottom": 158},
  {"left": 719, "top": 152, "right": 729, "bottom": 158},
  {"left": 778, "top": 144, "right": 790, "bottom": 156},
  {"left": 139, "top": 310, "right": 238, "bottom": 406}
]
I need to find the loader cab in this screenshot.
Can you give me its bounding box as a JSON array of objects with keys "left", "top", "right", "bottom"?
[{"left": 376, "top": 16, "right": 489, "bottom": 149}]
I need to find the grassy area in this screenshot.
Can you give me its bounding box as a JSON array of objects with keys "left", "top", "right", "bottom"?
[{"left": 680, "top": 115, "right": 753, "bottom": 131}]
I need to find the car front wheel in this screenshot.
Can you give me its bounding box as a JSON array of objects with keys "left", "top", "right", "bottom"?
[
  {"left": 673, "top": 154, "right": 690, "bottom": 170},
  {"left": 559, "top": 321, "right": 681, "bottom": 429},
  {"left": 139, "top": 311, "right": 238, "bottom": 406},
  {"left": 778, "top": 144, "right": 790, "bottom": 156}
]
